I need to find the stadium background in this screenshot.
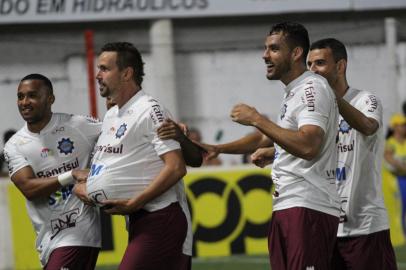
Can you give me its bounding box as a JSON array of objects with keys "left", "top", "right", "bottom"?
[{"left": 1, "top": 0, "right": 406, "bottom": 269}]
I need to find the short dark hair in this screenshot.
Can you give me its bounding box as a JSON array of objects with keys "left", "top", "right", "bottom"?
[
  {"left": 101, "top": 42, "right": 145, "bottom": 87},
  {"left": 310, "top": 38, "right": 348, "bottom": 62},
  {"left": 269, "top": 22, "right": 309, "bottom": 64},
  {"left": 20, "top": 73, "right": 53, "bottom": 95}
]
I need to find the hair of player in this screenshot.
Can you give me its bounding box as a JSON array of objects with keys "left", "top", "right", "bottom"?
[
  {"left": 101, "top": 42, "right": 145, "bottom": 88},
  {"left": 269, "top": 22, "right": 310, "bottom": 65},
  {"left": 20, "top": 73, "right": 54, "bottom": 96},
  {"left": 310, "top": 38, "right": 348, "bottom": 62}
]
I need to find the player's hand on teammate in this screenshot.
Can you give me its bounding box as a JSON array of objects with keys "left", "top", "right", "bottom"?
[
  {"left": 71, "top": 169, "right": 90, "bottom": 183},
  {"left": 251, "top": 147, "right": 275, "bottom": 168},
  {"left": 157, "top": 119, "right": 188, "bottom": 143},
  {"left": 101, "top": 199, "right": 141, "bottom": 215},
  {"left": 230, "top": 103, "right": 260, "bottom": 126},
  {"left": 73, "top": 182, "right": 94, "bottom": 206}
]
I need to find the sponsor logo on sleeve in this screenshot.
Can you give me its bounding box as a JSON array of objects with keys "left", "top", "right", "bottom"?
[
  {"left": 57, "top": 138, "right": 74, "bottom": 155},
  {"left": 366, "top": 95, "right": 378, "bottom": 112},
  {"left": 149, "top": 103, "right": 165, "bottom": 125},
  {"left": 115, "top": 123, "right": 127, "bottom": 139},
  {"left": 3, "top": 150, "right": 14, "bottom": 175},
  {"left": 280, "top": 104, "right": 287, "bottom": 120},
  {"left": 304, "top": 86, "right": 315, "bottom": 112}
]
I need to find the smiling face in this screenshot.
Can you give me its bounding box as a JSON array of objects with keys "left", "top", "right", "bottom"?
[
  {"left": 96, "top": 51, "right": 123, "bottom": 99},
  {"left": 17, "top": 79, "right": 54, "bottom": 124},
  {"left": 262, "top": 33, "right": 293, "bottom": 83},
  {"left": 307, "top": 47, "right": 339, "bottom": 87}
]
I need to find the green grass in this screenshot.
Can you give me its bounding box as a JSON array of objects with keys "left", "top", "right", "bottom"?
[{"left": 96, "top": 245, "right": 406, "bottom": 270}]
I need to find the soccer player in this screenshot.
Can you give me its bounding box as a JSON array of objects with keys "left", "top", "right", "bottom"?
[
  {"left": 86, "top": 42, "right": 190, "bottom": 270},
  {"left": 3, "top": 74, "right": 101, "bottom": 269},
  {"left": 201, "top": 22, "right": 340, "bottom": 270},
  {"left": 308, "top": 38, "right": 397, "bottom": 270}
]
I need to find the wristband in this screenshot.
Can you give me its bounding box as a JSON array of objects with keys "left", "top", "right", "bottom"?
[{"left": 57, "top": 171, "right": 75, "bottom": 186}]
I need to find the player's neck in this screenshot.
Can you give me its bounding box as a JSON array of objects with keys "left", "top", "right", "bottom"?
[
  {"left": 27, "top": 112, "right": 53, "bottom": 134},
  {"left": 116, "top": 84, "right": 141, "bottom": 108},
  {"left": 334, "top": 78, "right": 349, "bottom": 99},
  {"left": 281, "top": 65, "right": 306, "bottom": 86}
]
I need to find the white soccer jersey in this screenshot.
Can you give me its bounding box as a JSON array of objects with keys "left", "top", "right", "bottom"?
[
  {"left": 271, "top": 71, "right": 340, "bottom": 217},
  {"left": 87, "top": 90, "right": 192, "bottom": 254},
  {"left": 336, "top": 87, "right": 388, "bottom": 237},
  {"left": 3, "top": 113, "right": 102, "bottom": 266}
]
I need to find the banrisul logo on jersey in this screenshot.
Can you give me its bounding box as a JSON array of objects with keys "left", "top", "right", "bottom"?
[{"left": 57, "top": 138, "right": 74, "bottom": 155}]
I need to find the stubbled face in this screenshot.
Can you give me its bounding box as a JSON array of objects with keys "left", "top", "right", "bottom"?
[
  {"left": 262, "top": 33, "right": 293, "bottom": 81},
  {"left": 17, "top": 80, "right": 53, "bottom": 124},
  {"left": 307, "top": 48, "right": 339, "bottom": 87},
  {"left": 96, "top": 51, "right": 123, "bottom": 99}
]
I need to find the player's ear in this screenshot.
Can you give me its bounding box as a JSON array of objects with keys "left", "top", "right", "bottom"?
[
  {"left": 337, "top": 59, "right": 347, "bottom": 76},
  {"left": 292, "top": 47, "right": 304, "bottom": 63},
  {"left": 122, "top": 66, "right": 134, "bottom": 82},
  {"left": 49, "top": 94, "right": 55, "bottom": 105}
]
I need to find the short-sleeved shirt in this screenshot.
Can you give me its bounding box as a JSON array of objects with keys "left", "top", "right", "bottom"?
[
  {"left": 4, "top": 113, "right": 102, "bottom": 266},
  {"left": 87, "top": 90, "right": 192, "bottom": 254},
  {"left": 271, "top": 71, "right": 340, "bottom": 217},
  {"left": 336, "top": 88, "right": 389, "bottom": 236}
]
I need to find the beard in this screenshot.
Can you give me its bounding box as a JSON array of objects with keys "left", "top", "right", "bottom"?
[{"left": 266, "top": 60, "right": 292, "bottom": 81}]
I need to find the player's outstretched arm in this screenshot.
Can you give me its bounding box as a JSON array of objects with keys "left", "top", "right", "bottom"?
[
  {"left": 102, "top": 149, "right": 186, "bottom": 215},
  {"left": 231, "top": 103, "right": 324, "bottom": 160},
  {"left": 11, "top": 166, "right": 69, "bottom": 200},
  {"left": 198, "top": 130, "right": 272, "bottom": 158},
  {"left": 157, "top": 119, "right": 203, "bottom": 167},
  {"left": 337, "top": 98, "right": 379, "bottom": 136}
]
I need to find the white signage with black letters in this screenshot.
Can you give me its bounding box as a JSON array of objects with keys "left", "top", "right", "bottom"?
[{"left": 0, "top": 0, "right": 405, "bottom": 24}]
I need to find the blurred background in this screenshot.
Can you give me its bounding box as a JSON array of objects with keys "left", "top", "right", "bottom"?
[{"left": 1, "top": 0, "right": 406, "bottom": 269}]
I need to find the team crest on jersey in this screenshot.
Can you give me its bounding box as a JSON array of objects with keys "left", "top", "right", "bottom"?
[
  {"left": 40, "top": 147, "right": 53, "bottom": 158},
  {"left": 57, "top": 138, "right": 74, "bottom": 155},
  {"left": 115, "top": 123, "right": 127, "bottom": 139},
  {"left": 280, "top": 104, "right": 287, "bottom": 120},
  {"left": 339, "top": 119, "right": 352, "bottom": 134}
]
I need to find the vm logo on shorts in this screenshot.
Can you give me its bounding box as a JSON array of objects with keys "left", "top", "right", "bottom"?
[{"left": 50, "top": 208, "right": 79, "bottom": 240}]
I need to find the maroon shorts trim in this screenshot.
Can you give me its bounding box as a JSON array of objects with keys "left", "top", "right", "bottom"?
[
  {"left": 268, "top": 207, "right": 339, "bottom": 270},
  {"left": 119, "top": 202, "right": 188, "bottom": 270},
  {"left": 332, "top": 229, "right": 397, "bottom": 270},
  {"left": 44, "top": 246, "right": 99, "bottom": 270}
]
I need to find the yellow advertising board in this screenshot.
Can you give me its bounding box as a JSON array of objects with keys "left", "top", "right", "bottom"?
[
  {"left": 6, "top": 166, "right": 273, "bottom": 269},
  {"left": 4, "top": 165, "right": 405, "bottom": 269}
]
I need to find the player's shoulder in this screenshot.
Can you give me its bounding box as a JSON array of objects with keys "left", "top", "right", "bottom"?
[
  {"left": 297, "top": 72, "right": 330, "bottom": 91},
  {"left": 4, "top": 128, "right": 27, "bottom": 151},
  {"left": 348, "top": 88, "right": 382, "bottom": 109},
  {"left": 59, "top": 113, "right": 101, "bottom": 126}
]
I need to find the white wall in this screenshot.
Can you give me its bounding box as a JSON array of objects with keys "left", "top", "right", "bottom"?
[{"left": 1, "top": 43, "right": 405, "bottom": 164}]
